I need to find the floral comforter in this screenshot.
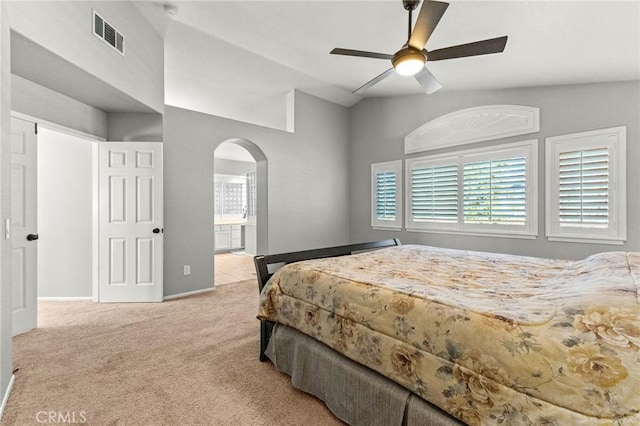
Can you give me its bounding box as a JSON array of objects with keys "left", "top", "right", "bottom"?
[{"left": 258, "top": 245, "right": 640, "bottom": 425}]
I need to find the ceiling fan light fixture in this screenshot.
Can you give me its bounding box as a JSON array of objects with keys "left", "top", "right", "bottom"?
[
  {"left": 330, "top": 0, "right": 507, "bottom": 95},
  {"left": 392, "top": 48, "right": 425, "bottom": 76}
]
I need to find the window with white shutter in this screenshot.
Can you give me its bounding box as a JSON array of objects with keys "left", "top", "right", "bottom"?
[
  {"left": 406, "top": 140, "right": 537, "bottom": 238},
  {"left": 371, "top": 160, "right": 402, "bottom": 230},
  {"left": 546, "top": 127, "right": 626, "bottom": 244},
  {"left": 558, "top": 148, "right": 609, "bottom": 226},
  {"left": 376, "top": 171, "right": 397, "bottom": 220},
  {"left": 463, "top": 157, "right": 527, "bottom": 225},
  {"left": 410, "top": 163, "right": 458, "bottom": 224}
]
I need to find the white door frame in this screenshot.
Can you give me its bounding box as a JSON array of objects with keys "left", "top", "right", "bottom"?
[{"left": 11, "top": 111, "right": 103, "bottom": 303}]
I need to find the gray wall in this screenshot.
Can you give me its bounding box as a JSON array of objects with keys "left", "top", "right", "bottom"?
[
  {"left": 163, "top": 90, "right": 351, "bottom": 296},
  {"left": 12, "top": 75, "right": 108, "bottom": 139},
  {"left": 7, "top": 1, "right": 164, "bottom": 113},
  {"left": 12, "top": 77, "right": 164, "bottom": 144},
  {"left": 349, "top": 81, "right": 640, "bottom": 260},
  {"left": 107, "top": 112, "right": 163, "bottom": 142},
  {"left": 214, "top": 158, "right": 255, "bottom": 176},
  {"left": 0, "top": 0, "right": 12, "bottom": 408}
]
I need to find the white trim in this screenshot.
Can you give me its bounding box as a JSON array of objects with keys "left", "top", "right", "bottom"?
[
  {"left": 405, "top": 105, "right": 539, "bottom": 154},
  {"left": 92, "top": 143, "right": 100, "bottom": 302},
  {"left": 547, "top": 236, "right": 625, "bottom": 245},
  {"left": 163, "top": 287, "right": 215, "bottom": 301},
  {"left": 406, "top": 228, "right": 537, "bottom": 240},
  {"left": 10, "top": 111, "right": 105, "bottom": 142},
  {"left": 37, "top": 297, "right": 93, "bottom": 301},
  {"left": 371, "top": 160, "right": 403, "bottom": 230},
  {"left": 545, "top": 126, "right": 626, "bottom": 244},
  {"left": 0, "top": 374, "right": 15, "bottom": 421}
]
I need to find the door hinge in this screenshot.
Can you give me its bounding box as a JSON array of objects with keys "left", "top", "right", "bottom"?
[{"left": 34, "top": 123, "right": 38, "bottom": 135}]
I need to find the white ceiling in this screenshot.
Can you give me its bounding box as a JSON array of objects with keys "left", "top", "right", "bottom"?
[{"left": 136, "top": 0, "right": 639, "bottom": 128}]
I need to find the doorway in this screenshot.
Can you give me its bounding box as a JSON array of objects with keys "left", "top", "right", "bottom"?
[
  {"left": 213, "top": 139, "right": 267, "bottom": 286},
  {"left": 11, "top": 116, "right": 165, "bottom": 335},
  {"left": 38, "top": 135, "right": 164, "bottom": 302},
  {"left": 10, "top": 116, "right": 99, "bottom": 336},
  {"left": 37, "top": 126, "right": 96, "bottom": 300}
]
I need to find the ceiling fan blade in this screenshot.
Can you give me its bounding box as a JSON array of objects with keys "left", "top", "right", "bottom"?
[
  {"left": 408, "top": 0, "right": 449, "bottom": 51},
  {"left": 414, "top": 66, "right": 442, "bottom": 95},
  {"left": 330, "top": 48, "right": 393, "bottom": 60},
  {"left": 427, "top": 36, "right": 508, "bottom": 61},
  {"left": 353, "top": 68, "right": 395, "bottom": 94}
]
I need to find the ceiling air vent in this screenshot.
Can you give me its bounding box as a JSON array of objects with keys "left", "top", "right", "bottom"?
[{"left": 93, "top": 10, "right": 124, "bottom": 55}]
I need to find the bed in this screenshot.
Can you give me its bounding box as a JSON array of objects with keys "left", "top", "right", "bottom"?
[{"left": 256, "top": 241, "right": 640, "bottom": 425}]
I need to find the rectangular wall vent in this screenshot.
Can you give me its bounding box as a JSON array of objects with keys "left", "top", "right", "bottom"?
[{"left": 93, "top": 10, "right": 124, "bottom": 55}]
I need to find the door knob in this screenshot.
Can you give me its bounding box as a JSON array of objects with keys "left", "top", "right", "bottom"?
[
  {"left": 26, "top": 233, "right": 39, "bottom": 241},
  {"left": 153, "top": 228, "right": 161, "bottom": 234}
]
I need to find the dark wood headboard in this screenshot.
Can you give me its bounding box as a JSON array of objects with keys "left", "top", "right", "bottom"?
[
  {"left": 253, "top": 238, "right": 401, "bottom": 292},
  {"left": 253, "top": 238, "right": 401, "bottom": 361}
]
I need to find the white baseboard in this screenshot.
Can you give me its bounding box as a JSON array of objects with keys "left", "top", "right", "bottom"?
[
  {"left": 164, "top": 287, "right": 215, "bottom": 301},
  {"left": 0, "top": 374, "right": 15, "bottom": 420},
  {"left": 37, "top": 297, "right": 93, "bottom": 301}
]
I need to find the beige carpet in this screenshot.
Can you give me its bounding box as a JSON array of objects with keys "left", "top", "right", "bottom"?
[{"left": 1, "top": 280, "right": 344, "bottom": 425}]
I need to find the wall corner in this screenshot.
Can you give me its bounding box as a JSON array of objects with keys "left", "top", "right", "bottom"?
[{"left": 285, "top": 89, "right": 295, "bottom": 134}]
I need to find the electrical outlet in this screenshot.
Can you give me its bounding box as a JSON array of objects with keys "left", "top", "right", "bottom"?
[{"left": 183, "top": 265, "right": 191, "bottom": 275}]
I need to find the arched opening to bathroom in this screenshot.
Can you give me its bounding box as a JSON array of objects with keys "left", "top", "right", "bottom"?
[{"left": 213, "top": 139, "right": 267, "bottom": 286}]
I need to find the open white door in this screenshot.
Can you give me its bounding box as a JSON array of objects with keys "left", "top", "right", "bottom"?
[
  {"left": 99, "top": 142, "right": 163, "bottom": 302},
  {"left": 10, "top": 117, "right": 37, "bottom": 336}
]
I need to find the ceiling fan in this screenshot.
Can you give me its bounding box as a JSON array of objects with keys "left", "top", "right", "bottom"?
[{"left": 330, "top": 0, "right": 508, "bottom": 95}]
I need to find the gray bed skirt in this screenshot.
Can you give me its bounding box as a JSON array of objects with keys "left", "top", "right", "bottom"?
[{"left": 266, "top": 324, "right": 465, "bottom": 426}]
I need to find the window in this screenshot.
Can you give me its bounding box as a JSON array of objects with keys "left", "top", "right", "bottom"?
[
  {"left": 546, "top": 126, "right": 626, "bottom": 244},
  {"left": 411, "top": 163, "right": 458, "bottom": 223},
  {"left": 246, "top": 172, "right": 257, "bottom": 217},
  {"left": 214, "top": 174, "right": 247, "bottom": 220},
  {"left": 371, "top": 160, "right": 402, "bottom": 230},
  {"left": 406, "top": 140, "right": 537, "bottom": 238},
  {"left": 463, "top": 157, "right": 527, "bottom": 226}
]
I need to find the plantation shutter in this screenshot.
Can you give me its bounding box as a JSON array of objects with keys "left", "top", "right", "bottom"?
[
  {"left": 405, "top": 139, "right": 537, "bottom": 235},
  {"left": 546, "top": 126, "right": 625, "bottom": 244},
  {"left": 557, "top": 147, "right": 609, "bottom": 226},
  {"left": 411, "top": 164, "right": 458, "bottom": 222},
  {"left": 463, "top": 157, "right": 526, "bottom": 224},
  {"left": 375, "top": 171, "right": 397, "bottom": 221},
  {"left": 371, "top": 160, "right": 402, "bottom": 229}
]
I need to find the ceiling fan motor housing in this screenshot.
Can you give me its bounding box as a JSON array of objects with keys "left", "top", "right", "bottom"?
[{"left": 392, "top": 47, "right": 426, "bottom": 75}]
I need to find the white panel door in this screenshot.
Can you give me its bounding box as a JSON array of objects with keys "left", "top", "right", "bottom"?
[
  {"left": 11, "top": 117, "right": 37, "bottom": 335},
  {"left": 99, "top": 142, "right": 163, "bottom": 302}
]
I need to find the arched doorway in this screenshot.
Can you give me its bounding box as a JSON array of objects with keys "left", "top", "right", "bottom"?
[{"left": 213, "top": 138, "right": 267, "bottom": 286}]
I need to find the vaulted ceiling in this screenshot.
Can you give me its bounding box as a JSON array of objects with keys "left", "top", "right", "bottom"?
[{"left": 136, "top": 0, "right": 640, "bottom": 129}]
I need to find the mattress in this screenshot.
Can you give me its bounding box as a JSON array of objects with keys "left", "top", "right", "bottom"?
[{"left": 258, "top": 245, "right": 640, "bottom": 425}]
